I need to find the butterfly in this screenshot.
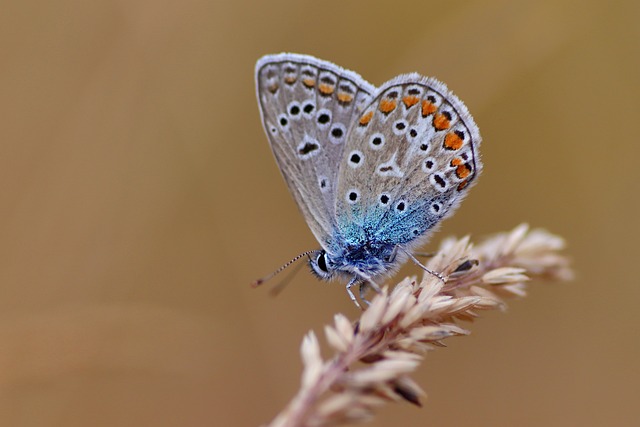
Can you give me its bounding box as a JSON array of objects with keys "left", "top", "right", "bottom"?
[{"left": 254, "top": 53, "right": 482, "bottom": 307}]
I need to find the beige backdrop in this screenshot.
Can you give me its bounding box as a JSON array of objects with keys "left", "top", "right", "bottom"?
[{"left": 1, "top": 1, "right": 638, "bottom": 426}]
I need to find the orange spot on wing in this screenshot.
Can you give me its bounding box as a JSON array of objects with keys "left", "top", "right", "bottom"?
[
  {"left": 421, "top": 100, "right": 437, "bottom": 117},
  {"left": 359, "top": 111, "right": 374, "bottom": 126},
  {"left": 403, "top": 95, "right": 420, "bottom": 108},
  {"left": 455, "top": 164, "right": 472, "bottom": 179},
  {"left": 284, "top": 76, "right": 296, "bottom": 84},
  {"left": 443, "top": 132, "right": 463, "bottom": 150},
  {"left": 302, "top": 78, "right": 315, "bottom": 88},
  {"left": 433, "top": 114, "right": 451, "bottom": 131},
  {"left": 267, "top": 83, "right": 279, "bottom": 94},
  {"left": 337, "top": 92, "right": 353, "bottom": 103},
  {"left": 318, "top": 83, "right": 335, "bottom": 95},
  {"left": 457, "top": 180, "right": 469, "bottom": 191},
  {"left": 379, "top": 98, "right": 397, "bottom": 114},
  {"left": 450, "top": 158, "right": 463, "bottom": 166}
]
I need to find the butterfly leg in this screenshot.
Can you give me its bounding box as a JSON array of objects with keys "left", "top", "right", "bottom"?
[
  {"left": 358, "top": 279, "right": 380, "bottom": 305},
  {"left": 389, "top": 245, "right": 434, "bottom": 262},
  {"left": 345, "top": 276, "right": 362, "bottom": 309},
  {"left": 358, "top": 282, "right": 370, "bottom": 306},
  {"left": 402, "top": 248, "right": 446, "bottom": 282},
  {"left": 387, "top": 245, "right": 399, "bottom": 263}
]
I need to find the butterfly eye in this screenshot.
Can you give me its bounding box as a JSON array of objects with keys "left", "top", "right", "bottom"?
[
  {"left": 309, "top": 250, "right": 332, "bottom": 279},
  {"left": 317, "top": 252, "right": 328, "bottom": 273}
]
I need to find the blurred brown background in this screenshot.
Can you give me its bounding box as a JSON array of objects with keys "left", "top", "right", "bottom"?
[{"left": 1, "top": 0, "right": 638, "bottom": 426}]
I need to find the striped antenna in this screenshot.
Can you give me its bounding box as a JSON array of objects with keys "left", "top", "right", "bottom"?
[{"left": 251, "top": 250, "right": 316, "bottom": 288}]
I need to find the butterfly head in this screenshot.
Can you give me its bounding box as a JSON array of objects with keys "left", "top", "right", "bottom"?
[{"left": 308, "top": 249, "right": 338, "bottom": 281}]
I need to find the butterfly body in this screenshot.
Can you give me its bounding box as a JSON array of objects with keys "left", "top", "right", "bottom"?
[
  {"left": 255, "top": 53, "right": 481, "bottom": 305},
  {"left": 320, "top": 234, "right": 399, "bottom": 278}
]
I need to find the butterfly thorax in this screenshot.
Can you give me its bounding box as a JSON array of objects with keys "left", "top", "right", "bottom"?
[
  {"left": 311, "top": 231, "right": 406, "bottom": 280},
  {"left": 337, "top": 240, "right": 399, "bottom": 276}
]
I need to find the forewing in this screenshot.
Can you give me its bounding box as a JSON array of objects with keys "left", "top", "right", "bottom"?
[
  {"left": 255, "top": 53, "right": 374, "bottom": 247},
  {"left": 335, "top": 74, "right": 482, "bottom": 246}
]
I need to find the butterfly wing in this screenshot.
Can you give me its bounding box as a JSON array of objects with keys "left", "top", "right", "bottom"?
[
  {"left": 255, "top": 53, "right": 374, "bottom": 247},
  {"left": 335, "top": 74, "right": 482, "bottom": 248}
]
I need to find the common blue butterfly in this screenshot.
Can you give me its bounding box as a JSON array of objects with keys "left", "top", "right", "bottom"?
[{"left": 254, "top": 53, "right": 481, "bottom": 307}]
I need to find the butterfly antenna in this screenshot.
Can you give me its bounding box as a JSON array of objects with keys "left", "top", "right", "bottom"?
[
  {"left": 400, "top": 247, "right": 446, "bottom": 282},
  {"left": 268, "top": 260, "right": 306, "bottom": 297},
  {"left": 251, "top": 250, "right": 316, "bottom": 288}
]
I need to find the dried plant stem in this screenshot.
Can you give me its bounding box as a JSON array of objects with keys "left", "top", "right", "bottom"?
[{"left": 266, "top": 224, "right": 572, "bottom": 427}]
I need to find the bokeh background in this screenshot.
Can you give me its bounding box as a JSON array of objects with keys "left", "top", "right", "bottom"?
[{"left": 1, "top": 0, "right": 638, "bottom": 426}]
